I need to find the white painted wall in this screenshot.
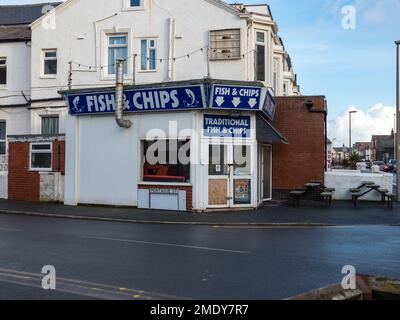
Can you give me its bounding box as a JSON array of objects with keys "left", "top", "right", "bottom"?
[
  {"left": 0, "top": 42, "right": 31, "bottom": 106},
  {"left": 325, "top": 171, "right": 393, "bottom": 201}
]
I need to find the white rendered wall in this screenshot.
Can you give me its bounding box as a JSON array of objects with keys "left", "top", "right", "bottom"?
[{"left": 325, "top": 171, "right": 393, "bottom": 201}]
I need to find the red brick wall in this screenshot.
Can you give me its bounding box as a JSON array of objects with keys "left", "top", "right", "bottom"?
[
  {"left": 271, "top": 96, "right": 326, "bottom": 193},
  {"left": 8, "top": 140, "right": 65, "bottom": 202},
  {"left": 138, "top": 184, "right": 193, "bottom": 211}
]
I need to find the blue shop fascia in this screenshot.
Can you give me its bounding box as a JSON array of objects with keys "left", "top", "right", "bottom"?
[{"left": 63, "top": 79, "right": 287, "bottom": 211}]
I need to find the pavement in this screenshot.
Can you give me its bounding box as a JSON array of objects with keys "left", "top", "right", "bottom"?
[
  {"left": 0, "top": 199, "right": 399, "bottom": 226},
  {"left": 0, "top": 214, "right": 399, "bottom": 300}
]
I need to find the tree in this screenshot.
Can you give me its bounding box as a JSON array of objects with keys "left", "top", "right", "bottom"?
[{"left": 347, "top": 151, "right": 362, "bottom": 169}]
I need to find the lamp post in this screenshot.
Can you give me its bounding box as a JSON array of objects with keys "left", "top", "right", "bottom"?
[
  {"left": 349, "top": 110, "right": 357, "bottom": 155},
  {"left": 396, "top": 40, "right": 400, "bottom": 201}
]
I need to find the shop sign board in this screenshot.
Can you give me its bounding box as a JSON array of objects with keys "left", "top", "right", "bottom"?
[
  {"left": 234, "top": 179, "right": 251, "bottom": 204},
  {"left": 67, "top": 85, "right": 206, "bottom": 115},
  {"left": 203, "top": 114, "right": 251, "bottom": 138},
  {"left": 261, "top": 89, "right": 276, "bottom": 120},
  {"left": 210, "top": 84, "right": 262, "bottom": 110}
]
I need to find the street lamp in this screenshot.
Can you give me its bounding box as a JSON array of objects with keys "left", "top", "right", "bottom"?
[
  {"left": 349, "top": 110, "right": 357, "bottom": 154},
  {"left": 395, "top": 40, "right": 400, "bottom": 201}
]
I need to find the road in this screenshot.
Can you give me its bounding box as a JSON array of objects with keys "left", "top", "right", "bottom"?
[{"left": 0, "top": 214, "right": 399, "bottom": 300}]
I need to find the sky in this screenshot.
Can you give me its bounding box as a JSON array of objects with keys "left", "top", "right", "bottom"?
[{"left": 3, "top": 0, "right": 400, "bottom": 146}]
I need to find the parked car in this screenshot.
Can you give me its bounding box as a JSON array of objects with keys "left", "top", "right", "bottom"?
[
  {"left": 365, "top": 160, "right": 372, "bottom": 169},
  {"left": 372, "top": 161, "right": 390, "bottom": 172},
  {"left": 389, "top": 159, "right": 397, "bottom": 173}
]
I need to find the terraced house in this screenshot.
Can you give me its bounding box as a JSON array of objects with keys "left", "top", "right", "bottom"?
[{"left": 1, "top": 0, "right": 327, "bottom": 212}]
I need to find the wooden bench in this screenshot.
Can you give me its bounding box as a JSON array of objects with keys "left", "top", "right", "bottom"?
[
  {"left": 386, "top": 193, "right": 395, "bottom": 210},
  {"left": 289, "top": 190, "right": 306, "bottom": 206},
  {"left": 378, "top": 189, "right": 389, "bottom": 204},
  {"left": 321, "top": 191, "right": 334, "bottom": 207}
]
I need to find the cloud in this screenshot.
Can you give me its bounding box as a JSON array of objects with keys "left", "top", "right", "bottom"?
[{"left": 328, "top": 104, "right": 395, "bottom": 147}]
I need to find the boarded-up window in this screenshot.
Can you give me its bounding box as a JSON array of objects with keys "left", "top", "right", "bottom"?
[{"left": 209, "top": 29, "right": 241, "bottom": 60}]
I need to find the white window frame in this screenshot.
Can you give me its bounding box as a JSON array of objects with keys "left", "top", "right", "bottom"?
[
  {"left": 0, "top": 57, "right": 6, "bottom": 88},
  {"left": 139, "top": 38, "right": 157, "bottom": 72},
  {"left": 30, "top": 142, "right": 52, "bottom": 171},
  {"left": 105, "top": 33, "right": 129, "bottom": 77},
  {"left": 123, "top": 0, "right": 145, "bottom": 11},
  {"left": 41, "top": 49, "right": 57, "bottom": 78}
]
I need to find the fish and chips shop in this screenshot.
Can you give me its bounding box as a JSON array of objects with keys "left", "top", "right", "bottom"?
[{"left": 63, "top": 79, "right": 327, "bottom": 212}]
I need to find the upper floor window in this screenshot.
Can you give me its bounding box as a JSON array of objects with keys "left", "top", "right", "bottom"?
[
  {"left": 0, "top": 58, "right": 6, "bottom": 85},
  {"left": 108, "top": 35, "right": 128, "bottom": 75},
  {"left": 130, "top": 0, "right": 141, "bottom": 6},
  {"left": 140, "top": 39, "right": 157, "bottom": 71},
  {"left": 0, "top": 121, "right": 6, "bottom": 155},
  {"left": 42, "top": 116, "right": 59, "bottom": 135},
  {"left": 209, "top": 29, "right": 241, "bottom": 61},
  {"left": 43, "top": 49, "right": 57, "bottom": 76},
  {"left": 255, "top": 31, "right": 266, "bottom": 82}
]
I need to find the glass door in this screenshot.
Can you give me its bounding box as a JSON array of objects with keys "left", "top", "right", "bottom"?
[
  {"left": 208, "top": 144, "right": 230, "bottom": 208},
  {"left": 208, "top": 143, "right": 253, "bottom": 208},
  {"left": 261, "top": 145, "right": 272, "bottom": 201}
]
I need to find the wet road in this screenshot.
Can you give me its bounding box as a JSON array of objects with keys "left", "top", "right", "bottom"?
[{"left": 0, "top": 214, "right": 399, "bottom": 300}]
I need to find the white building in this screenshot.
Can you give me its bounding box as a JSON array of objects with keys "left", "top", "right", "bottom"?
[
  {"left": 0, "top": 3, "right": 63, "bottom": 198},
  {"left": 2, "top": 1, "right": 309, "bottom": 210}
]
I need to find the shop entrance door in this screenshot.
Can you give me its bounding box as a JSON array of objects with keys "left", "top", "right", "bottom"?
[
  {"left": 208, "top": 144, "right": 252, "bottom": 208},
  {"left": 261, "top": 145, "right": 272, "bottom": 201}
]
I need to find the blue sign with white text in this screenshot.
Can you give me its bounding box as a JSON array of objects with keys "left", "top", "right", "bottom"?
[
  {"left": 67, "top": 85, "right": 206, "bottom": 115},
  {"left": 203, "top": 114, "right": 251, "bottom": 138},
  {"left": 261, "top": 89, "right": 276, "bottom": 120},
  {"left": 210, "top": 84, "right": 262, "bottom": 110}
]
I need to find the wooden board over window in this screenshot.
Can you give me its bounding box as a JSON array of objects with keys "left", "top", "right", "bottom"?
[{"left": 209, "top": 29, "right": 241, "bottom": 61}]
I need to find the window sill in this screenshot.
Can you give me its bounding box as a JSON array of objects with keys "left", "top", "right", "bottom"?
[
  {"left": 138, "top": 70, "right": 157, "bottom": 74},
  {"left": 122, "top": 7, "right": 145, "bottom": 12},
  {"left": 29, "top": 168, "right": 52, "bottom": 172},
  {"left": 139, "top": 181, "right": 192, "bottom": 187},
  {"left": 40, "top": 75, "right": 57, "bottom": 79}
]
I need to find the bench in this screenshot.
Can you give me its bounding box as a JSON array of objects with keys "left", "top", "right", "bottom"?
[
  {"left": 289, "top": 190, "right": 306, "bottom": 205},
  {"left": 378, "top": 189, "right": 389, "bottom": 204},
  {"left": 321, "top": 191, "right": 334, "bottom": 207},
  {"left": 385, "top": 193, "right": 395, "bottom": 210}
]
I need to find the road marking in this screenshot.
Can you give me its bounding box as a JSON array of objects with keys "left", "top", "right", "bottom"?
[
  {"left": 0, "top": 227, "right": 20, "bottom": 232},
  {"left": 0, "top": 267, "right": 191, "bottom": 300},
  {"left": 80, "top": 236, "right": 251, "bottom": 255}
]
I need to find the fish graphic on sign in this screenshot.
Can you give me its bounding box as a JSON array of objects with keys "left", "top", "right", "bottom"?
[
  {"left": 183, "top": 89, "right": 199, "bottom": 107},
  {"left": 72, "top": 96, "right": 83, "bottom": 113}
]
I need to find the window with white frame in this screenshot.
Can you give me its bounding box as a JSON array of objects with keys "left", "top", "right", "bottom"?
[
  {"left": 129, "top": 0, "right": 142, "bottom": 7},
  {"left": 140, "top": 39, "right": 157, "bottom": 71},
  {"left": 108, "top": 34, "right": 128, "bottom": 75},
  {"left": 43, "top": 49, "right": 57, "bottom": 76},
  {"left": 30, "top": 143, "right": 52, "bottom": 171},
  {"left": 0, "top": 58, "right": 6, "bottom": 85},
  {"left": 0, "top": 121, "right": 6, "bottom": 155},
  {"left": 255, "top": 31, "right": 266, "bottom": 82},
  {"left": 209, "top": 29, "right": 241, "bottom": 60}
]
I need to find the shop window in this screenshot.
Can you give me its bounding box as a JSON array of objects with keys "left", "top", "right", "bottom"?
[
  {"left": 142, "top": 140, "right": 190, "bottom": 183},
  {"left": 43, "top": 49, "right": 57, "bottom": 76},
  {"left": 255, "top": 32, "right": 265, "bottom": 81},
  {"left": 233, "top": 145, "right": 251, "bottom": 176},
  {"left": 30, "top": 143, "right": 52, "bottom": 171},
  {"left": 41, "top": 116, "right": 59, "bottom": 135},
  {"left": 0, "top": 58, "right": 6, "bottom": 85},
  {"left": 140, "top": 39, "right": 157, "bottom": 71},
  {"left": 108, "top": 35, "right": 128, "bottom": 75},
  {"left": 209, "top": 29, "right": 241, "bottom": 60},
  {"left": 0, "top": 121, "right": 6, "bottom": 155}
]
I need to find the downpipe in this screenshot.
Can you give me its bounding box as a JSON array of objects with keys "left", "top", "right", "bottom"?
[{"left": 115, "top": 59, "right": 132, "bottom": 129}]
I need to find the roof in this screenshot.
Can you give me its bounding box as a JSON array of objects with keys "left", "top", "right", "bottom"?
[
  {"left": 256, "top": 113, "right": 288, "bottom": 144},
  {"left": 0, "top": 24, "right": 30, "bottom": 42},
  {"left": 0, "top": 2, "right": 61, "bottom": 26}
]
